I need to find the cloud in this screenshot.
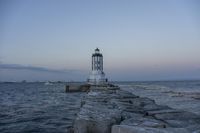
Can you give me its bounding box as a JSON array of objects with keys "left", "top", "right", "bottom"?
[
  {"left": 0, "top": 63, "right": 78, "bottom": 74},
  {"left": 0, "top": 63, "right": 88, "bottom": 81}
]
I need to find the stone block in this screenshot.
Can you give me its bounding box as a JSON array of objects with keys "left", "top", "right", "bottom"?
[{"left": 112, "top": 125, "right": 190, "bottom": 133}]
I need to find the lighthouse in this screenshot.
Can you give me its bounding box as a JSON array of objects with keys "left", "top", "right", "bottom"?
[{"left": 88, "top": 48, "right": 107, "bottom": 85}]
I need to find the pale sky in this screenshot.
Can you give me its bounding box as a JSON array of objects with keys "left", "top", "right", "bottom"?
[{"left": 0, "top": 0, "right": 200, "bottom": 81}]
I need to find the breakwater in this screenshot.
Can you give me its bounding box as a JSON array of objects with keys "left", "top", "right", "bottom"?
[{"left": 69, "top": 85, "right": 200, "bottom": 133}]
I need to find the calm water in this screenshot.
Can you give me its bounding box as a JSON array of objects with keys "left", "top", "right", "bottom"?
[
  {"left": 0, "top": 82, "right": 84, "bottom": 133},
  {"left": 0, "top": 81, "right": 200, "bottom": 133}
]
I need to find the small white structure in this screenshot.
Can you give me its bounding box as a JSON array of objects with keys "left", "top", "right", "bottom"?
[{"left": 88, "top": 48, "right": 108, "bottom": 85}]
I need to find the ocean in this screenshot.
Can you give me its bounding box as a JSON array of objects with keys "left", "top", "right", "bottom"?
[
  {"left": 0, "top": 82, "right": 84, "bottom": 133},
  {"left": 0, "top": 81, "right": 200, "bottom": 132}
]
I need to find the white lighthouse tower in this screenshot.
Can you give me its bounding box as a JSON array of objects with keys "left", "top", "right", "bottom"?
[{"left": 88, "top": 48, "right": 107, "bottom": 85}]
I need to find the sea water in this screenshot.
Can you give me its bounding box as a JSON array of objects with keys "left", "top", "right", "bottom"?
[{"left": 0, "top": 82, "right": 84, "bottom": 133}]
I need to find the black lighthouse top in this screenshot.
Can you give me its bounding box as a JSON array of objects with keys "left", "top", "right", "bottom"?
[
  {"left": 92, "top": 48, "right": 102, "bottom": 57},
  {"left": 95, "top": 48, "right": 99, "bottom": 52}
]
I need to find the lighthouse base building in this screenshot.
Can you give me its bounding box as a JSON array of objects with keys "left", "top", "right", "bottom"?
[{"left": 88, "top": 48, "right": 108, "bottom": 85}]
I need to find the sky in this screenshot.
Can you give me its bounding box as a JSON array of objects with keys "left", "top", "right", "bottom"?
[{"left": 0, "top": 0, "right": 200, "bottom": 81}]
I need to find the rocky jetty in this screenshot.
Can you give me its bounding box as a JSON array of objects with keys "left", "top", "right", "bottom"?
[{"left": 70, "top": 85, "right": 200, "bottom": 133}]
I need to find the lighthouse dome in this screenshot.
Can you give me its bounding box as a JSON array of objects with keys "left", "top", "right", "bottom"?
[{"left": 95, "top": 48, "right": 99, "bottom": 52}]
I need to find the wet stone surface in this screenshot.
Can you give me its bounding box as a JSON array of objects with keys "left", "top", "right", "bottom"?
[{"left": 71, "top": 86, "right": 200, "bottom": 133}]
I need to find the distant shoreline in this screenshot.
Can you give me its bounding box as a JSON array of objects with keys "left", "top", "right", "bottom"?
[{"left": 1, "top": 79, "right": 200, "bottom": 83}]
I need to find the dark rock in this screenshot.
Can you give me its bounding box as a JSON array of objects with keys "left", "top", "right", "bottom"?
[
  {"left": 154, "top": 111, "right": 200, "bottom": 120},
  {"left": 121, "top": 117, "right": 167, "bottom": 128},
  {"left": 112, "top": 125, "right": 190, "bottom": 133},
  {"left": 121, "top": 112, "right": 144, "bottom": 120},
  {"left": 143, "top": 104, "right": 170, "bottom": 112},
  {"left": 165, "top": 119, "right": 198, "bottom": 128},
  {"left": 65, "top": 84, "right": 90, "bottom": 92},
  {"left": 67, "top": 126, "right": 74, "bottom": 133},
  {"left": 147, "top": 109, "right": 179, "bottom": 116}
]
